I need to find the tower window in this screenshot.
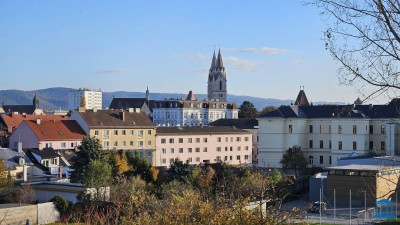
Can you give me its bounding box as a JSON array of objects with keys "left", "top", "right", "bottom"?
[{"left": 219, "top": 81, "right": 222, "bottom": 90}]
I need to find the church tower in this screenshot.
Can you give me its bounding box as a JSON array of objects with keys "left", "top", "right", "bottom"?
[{"left": 207, "top": 48, "right": 227, "bottom": 102}]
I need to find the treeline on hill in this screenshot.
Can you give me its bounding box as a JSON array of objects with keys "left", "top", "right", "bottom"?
[{"left": 50, "top": 137, "right": 305, "bottom": 225}]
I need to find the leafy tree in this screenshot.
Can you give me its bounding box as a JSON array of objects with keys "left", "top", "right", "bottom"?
[
  {"left": 70, "top": 136, "right": 106, "bottom": 183},
  {"left": 125, "top": 151, "right": 157, "bottom": 183},
  {"left": 238, "top": 101, "right": 258, "bottom": 119},
  {"left": 280, "top": 145, "right": 307, "bottom": 177},
  {"left": 109, "top": 150, "right": 130, "bottom": 177},
  {"left": 259, "top": 106, "right": 276, "bottom": 116},
  {"left": 311, "top": 0, "right": 400, "bottom": 100},
  {"left": 168, "top": 159, "right": 191, "bottom": 183},
  {"left": 80, "top": 95, "right": 86, "bottom": 107},
  {"left": 82, "top": 160, "right": 112, "bottom": 188}
]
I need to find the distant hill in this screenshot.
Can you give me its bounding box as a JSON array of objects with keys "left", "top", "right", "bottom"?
[{"left": 0, "top": 87, "right": 341, "bottom": 111}]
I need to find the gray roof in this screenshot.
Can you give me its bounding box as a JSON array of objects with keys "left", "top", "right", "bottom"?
[
  {"left": 259, "top": 98, "right": 400, "bottom": 119},
  {"left": 109, "top": 98, "right": 149, "bottom": 110},
  {"left": 209, "top": 119, "right": 258, "bottom": 129},
  {"left": 156, "top": 126, "right": 250, "bottom": 135},
  {"left": 0, "top": 148, "right": 32, "bottom": 170},
  {"left": 325, "top": 164, "right": 395, "bottom": 171},
  {"left": 1, "top": 105, "right": 35, "bottom": 114}
]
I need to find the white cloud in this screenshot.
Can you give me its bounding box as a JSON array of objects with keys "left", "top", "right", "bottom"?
[
  {"left": 224, "top": 56, "right": 259, "bottom": 72},
  {"left": 95, "top": 68, "right": 131, "bottom": 75},
  {"left": 224, "top": 47, "right": 289, "bottom": 54}
]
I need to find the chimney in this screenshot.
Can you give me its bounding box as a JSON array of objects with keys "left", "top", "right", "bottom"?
[
  {"left": 119, "top": 111, "right": 125, "bottom": 121},
  {"left": 23, "top": 164, "right": 27, "bottom": 182},
  {"left": 36, "top": 118, "right": 41, "bottom": 125},
  {"left": 17, "top": 142, "right": 22, "bottom": 153},
  {"left": 59, "top": 166, "right": 62, "bottom": 178},
  {"left": 93, "top": 107, "right": 97, "bottom": 112},
  {"left": 78, "top": 107, "right": 86, "bottom": 112}
]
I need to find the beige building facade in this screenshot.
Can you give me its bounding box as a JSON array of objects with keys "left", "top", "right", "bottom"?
[{"left": 155, "top": 126, "right": 252, "bottom": 167}]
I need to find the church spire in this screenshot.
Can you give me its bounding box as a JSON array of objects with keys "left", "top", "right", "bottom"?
[
  {"left": 211, "top": 49, "right": 217, "bottom": 68},
  {"left": 145, "top": 87, "right": 150, "bottom": 102},
  {"left": 216, "top": 48, "right": 224, "bottom": 68}
]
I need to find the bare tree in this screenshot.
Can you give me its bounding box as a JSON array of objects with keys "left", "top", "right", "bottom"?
[{"left": 311, "top": 0, "right": 400, "bottom": 101}]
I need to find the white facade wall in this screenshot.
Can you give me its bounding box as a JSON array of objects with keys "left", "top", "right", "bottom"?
[
  {"left": 155, "top": 132, "right": 252, "bottom": 167},
  {"left": 68, "top": 90, "right": 102, "bottom": 110},
  {"left": 258, "top": 117, "right": 400, "bottom": 168}
]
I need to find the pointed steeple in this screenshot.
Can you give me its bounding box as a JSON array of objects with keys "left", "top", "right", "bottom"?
[
  {"left": 211, "top": 50, "right": 217, "bottom": 68},
  {"left": 216, "top": 48, "right": 224, "bottom": 68},
  {"left": 354, "top": 97, "right": 363, "bottom": 105},
  {"left": 294, "top": 87, "right": 309, "bottom": 106},
  {"left": 186, "top": 90, "right": 196, "bottom": 101},
  {"left": 145, "top": 87, "right": 150, "bottom": 102}
]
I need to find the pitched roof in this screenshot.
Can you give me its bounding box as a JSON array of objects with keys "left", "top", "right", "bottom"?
[
  {"left": 186, "top": 91, "right": 196, "bottom": 101},
  {"left": 209, "top": 119, "right": 258, "bottom": 129},
  {"left": 0, "top": 148, "right": 32, "bottom": 170},
  {"left": 1, "top": 114, "right": 69, "bottom": 133},
  {"left": 29, "top": 148, "right": 60, "bottom": 159},
  {"left": 156, "top": 126, "right": 250, "bottom": 135},
  {"left": 24, "top": 120, "right": 86, "bottom": 141},
  {"left": 258, "top": 98, "right": 400, "bottom": 119},
  {"left": 109, "top": 98, "right": 148, "bottom": 110},
  {"left": 76, "top": 109, "right": 155, "bottom": 128},
  {"left": 1, "top": 105, "right": 35, "bottom": 114},
  {"left": 294, "top": 90, "right": 309, "bottom": 106}
]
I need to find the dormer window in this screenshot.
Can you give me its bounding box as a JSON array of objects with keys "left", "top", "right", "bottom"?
[{"left": 19, "top": 157, "right": 25, "bottom": 166}]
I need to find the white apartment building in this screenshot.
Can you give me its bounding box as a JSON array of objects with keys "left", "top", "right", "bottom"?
[
  {"left": 257, "top": 89, "right": 400, "bottom": 168},
  {"left": 68, "top": 88, "right": 102, "bottom": 111}
]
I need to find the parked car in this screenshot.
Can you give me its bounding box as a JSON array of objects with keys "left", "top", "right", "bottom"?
[{"left": 308, "top": 201, "right": 327, "bottom": 213}]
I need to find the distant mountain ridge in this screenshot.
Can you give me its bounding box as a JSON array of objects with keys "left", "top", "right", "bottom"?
[{"left": 0, "top": 87, "right": 341, "bottom": 111}]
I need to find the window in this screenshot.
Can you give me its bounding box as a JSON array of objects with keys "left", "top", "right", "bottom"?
[
  {"left": 162, "top": 158, "right": 166, "bottom": 164},
  {"left": 309, "top": 140, "right": 313, "bottom": 149},
  {"left": 338, "top": 125, "right": 342, "bottom": 134},
  {"left": 245, "top": 137, "right": 249, "bottom": 142},
  {"left": 369, "top": 125, "right": 373, "bottom": 134},
  {"left": 196, "top": 157, "right": 200, "bottom": 162},
  {"left": 369, "top": 141, "right": 374, "bottom": 150},
  {"left": 195, "top": 148, "right": 200, "bottom": 152},
  {"left": 114, "top": 141, "right": 118, "bottom": 147},
  {"left": 225, "top": 137, "right": 229, "bottom": 142},
  {"left": 329, "top": 156, "right": 332, "bottom": 165},
  {"left": 161, "top": 138, "right": 166, "bottom": 144},
  {"left": 114, "top": 130, "right": 118, "bottom": 136},
  {"left": 130, "top": 141, "right": 134, "bottom": 147},
  {"left": 94, "top": 130, "right": 99, "bottom": 136},
  {"left": 170, "top": 148, "right": 174, "bottom": 154},
  {"left": 289, "top": 125, "right": 293, "bottom": 133},
  {"left": 217, "top": 147, "right": 221, "bottom": 152},
  {"left": 319, "top": 156, "right": 323, "bottom": 164},
  {"left": 130, "top": 130, "right": 134, "bottom": 135},
  {"left": 245, "top": 155, "right": 249, "bottom": 160},
  {"left": 104, "top": 130, "right": 109, "bottom": 136},
  {"left": 138, "top": 141, "right": 143, "bottom": 148},
  {"left": 188, "top": 148, "right": 192, "bottom": 153},
  {"left": 329, "top": 125, "right": 332, "bottom": 134},
  {"left": 169, "top": 138, "right": 174, "bottom": 144},
  {"left": 225, "top": 147, "right": 228, "bottom": 151},
  {"left": 203, "top": 147, "right": 207, "bottom": 152},
  {"left": 320, "top": 125, "right": 323, "bottom": 133},
  {"left": 122, "top": 130, "right": 126, "bottom": 135},
  {"left": 381, "top": 125, "right": 385, "bottom": 134},
  {"left": 309, "top": 156, "right": 314, "bottom": 164},
  {"left": 237, "top": 155, "right": 241, "bottom": 161},
  {"left": 203, "top": 138, "right": 208, "bottom": 143},
  {"left": 353, "top": 141, "right": 357, "bottom": 150},
  {"left": 148, "top": 130, "right": 152, "bottom": 135},
  {"left": 170, "top": 158, "right": 174, "bottom": 163},
  {"left": 196, "top": 138, "right": 200, "bottom": 143},
  {"left": 61, "top": 142, "right": 66, "bottom": 148},
  {"left": 230, "top": 156, "right": 233, "bottom": 160},
  {"left": 162, "top": 148, "right": 166, "bottom": 154},
  {"left": 245, "top": 146, "right": 249, "bottom": 151},
  {"left": 217, "top": 137, "right": 222, "bottom": 142},
  {"left": 179, "top": 138, "right": 183, "bottom": 143},
  {"left": 138, "top": 130, "right": 144, "bottom": 137},
  {"left": 309, "top": 125, "right": 313, "bottom": 133},
  {"left": 338, "top": 141, "right": 343, "bottom": 150},
  {"left": 230, "top": 147, "right": 233, "bottom": 151},
  {"left": 329, "top": 140, "right": 332, "bottom": 149},
  {"left": 381, "top": 141, "right": 386, "bottom": 151},
  {"left": 236, "top": 137, "right": 241, "bottom": 142},
  {"left": 353, "top": 125, "right": 357, "bottom": 134},
  {"left": 224, "top": 156, "right": 228, "bottom": 161},
  {"left": 187, "top": 157, "right": 193, "bottom": 163},
  {"left": 104, "top": 141, "right": 109, "bottom": 149},
  {"left": 122, "top": 141, "right": 126, "bottom": 147},
  {"left": 318, "top": 140, "right": 323, "bottom": 149},
  {"left": 148, "top": 141, "right": 151, "bottom": 146},
  {"left": 230, "top": 137, "right": 233, "bottom": 142},
  {"left": 188, "top": 138, "right": 192, "bottom": 143}
]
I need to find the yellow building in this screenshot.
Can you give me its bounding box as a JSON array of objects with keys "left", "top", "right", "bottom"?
[{"left": 70, "top": 108, "right": 156, "bottom": 163}]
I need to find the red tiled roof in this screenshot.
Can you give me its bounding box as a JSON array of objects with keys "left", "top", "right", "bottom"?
[
  {"left": 1, "top": 114, "right": 68, "bottom": 133},
  {"left": 24, "top": 120, "right": 86, "bottom": 141}
]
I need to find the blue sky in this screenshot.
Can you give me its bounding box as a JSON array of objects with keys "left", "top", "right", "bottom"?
[{"left": 0, "top": 1, "right": 383, "bottom": 103}]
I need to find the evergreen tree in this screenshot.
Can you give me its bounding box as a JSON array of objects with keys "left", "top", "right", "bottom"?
[
  {"left": 238, "top": 101, "right": 258, "bottom": 118},
  {"left": 70, "top": 137, "right": 106, "bottom": 183},
  {"left": 280, "top": 145, "right": 308, "bottom": 177}
]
